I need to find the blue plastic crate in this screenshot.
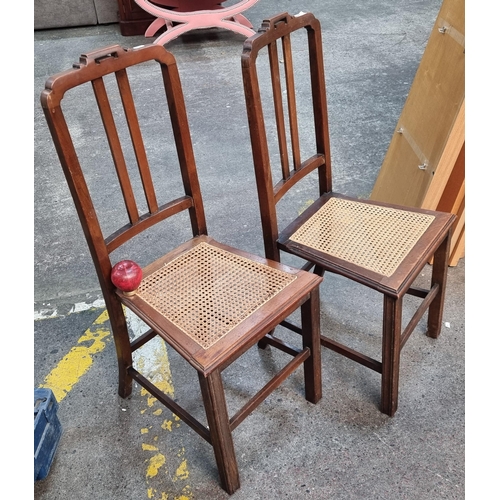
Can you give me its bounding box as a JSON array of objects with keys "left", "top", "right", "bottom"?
[{"left": 34, "top": 388, "right": 62, "bottom": 481}]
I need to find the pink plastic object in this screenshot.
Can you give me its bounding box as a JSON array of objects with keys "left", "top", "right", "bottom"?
[{"left": 134, "top": 0, "right": 260, "bottom": 45}]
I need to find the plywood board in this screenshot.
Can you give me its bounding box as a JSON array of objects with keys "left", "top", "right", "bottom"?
[
  {"left": 422, "top": 102, "right": 464, "bottom": 211},
  {"left": 370, "top": 0, "right": 465, "bottom": 208},
  {"left": 370, "top": 0, "right": 465, "bottom": 265},
  {"left": 449, "top": 226, "right": 465, "bottom": 266}
]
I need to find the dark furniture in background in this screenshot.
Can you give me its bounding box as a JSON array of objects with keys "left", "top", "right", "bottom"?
[{"left": 117, "top": 0, "right": 156, "bottom": 35}]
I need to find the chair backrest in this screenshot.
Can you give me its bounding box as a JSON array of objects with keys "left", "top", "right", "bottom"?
[
  {"left": 241, "top": 12, "right": 332, "bottom": 262},
  {"left": 40, "top": 44, "right": 207, "bottom": 316}
]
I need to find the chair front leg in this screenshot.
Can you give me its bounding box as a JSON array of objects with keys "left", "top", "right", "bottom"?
[
  {"left": 381, "top": 295, "right": 403, "bottom": 417},
  {"left": 301, "top": 286, "right": 322, "bottom": 404},
  {"left": 198, "top": 370, "right": 240, "bottom": 495},
  {"left": 427, "top": 230, "right": 452, "bottom": 339}
]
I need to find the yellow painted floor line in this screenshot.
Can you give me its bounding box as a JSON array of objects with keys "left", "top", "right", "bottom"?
[
  {"left": 39, "top": 309, "right": 111, "bottom": 402},
  {"left": 127, "top": 310, "right": 193, "bottom": 500},
  {"left": 38, "top": 306, "right": 193, "bottom": 499}
]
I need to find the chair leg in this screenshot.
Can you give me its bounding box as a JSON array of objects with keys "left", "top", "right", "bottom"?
[
  {"left": 427, "top": 230, "right": 452, "bottom": 339},
  {"left": 108, "top": 300, "right": 134, "bottom": 398},
  {"left": 198, "top": 370, "right": 240, "bottom": 495},
  {"left": 381, "top": 295, "right": 403, "bottom": 417},
  {"left": 313, "top": 264, "right": 326, "bottom": 277},
  {"left": 257, "top": 332, "right": 273, "bottom": 349},
  {"left": 118, "top": 360, "right": 133, "bottom": 399},
  {"left": 301, "top": 286, "right": 322, "bottom": 404}
]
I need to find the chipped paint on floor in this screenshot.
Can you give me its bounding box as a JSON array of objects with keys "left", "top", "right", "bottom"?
[
  {"left": 39, "top": 309, "right": 111, "bottom": 402},
  {"left": 37, "top": 305, "right": 193, "bottom": 498},
  {"left": 127, "top": 310, "right": 193, "bottom": 500}
]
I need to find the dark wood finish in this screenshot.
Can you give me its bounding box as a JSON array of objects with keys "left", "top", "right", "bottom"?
[
  {"left": 117, "top": 0, "right": 156, "bottom": 36},
  {"left": 199, "top": 370, "right": 240, "bottom": 494},
  {"left": 301, "top": 286, "right": 322, "bottom": 404},
  {"left": 381, "top": 295, "right": 402, "bottom": 416},
  {"left": 41, "top": 43, "right": 322, "bottom": 495},
  {"left": 427, "top": 233, "right": 452, "bottom": 338},
  {"left": 241, "top": 12, "right": 456, "bottom": 416}
]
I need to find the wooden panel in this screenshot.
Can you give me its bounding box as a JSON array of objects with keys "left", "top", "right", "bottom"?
[
  {"left": 449, "top": 196, "right": 464, "bottom": 255},
  {"left": 422, "top": 102, "right": 464, "bottom": 211},
  {"left": 449, "top": 225, "right": 465, "bottom": 266},
  {"left": 370, "top": 0, "right": 464, "bottom": 208},
  {"left": 434, "top": 141, "right": 465, "bottom": 215},
  {"left": 370, "top": 0, "right": 465, "bottom": 265}
]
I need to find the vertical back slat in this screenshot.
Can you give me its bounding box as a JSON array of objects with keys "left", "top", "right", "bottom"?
[
  {"left": 268, "top": 41, "right": 290, "bottom": 180},
  {"left": 115, "top": 69, "right": 159, "bottom": 213},
  {"left": 160, "top": 61, "right": 208, "bottom": 236},
  {"left": 92, "top": 76, "right": 140, "bottom": 223},
  {"left": 282, "top": 33, "right": 301, "bottom": 171}
]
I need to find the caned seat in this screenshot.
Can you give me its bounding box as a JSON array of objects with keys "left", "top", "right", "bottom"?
[
  {"left": 40, "top": 43, "right": 322, "bottom": 495},
  {"left": 241, "top": 12, "right": 456, "bottom": 416}
]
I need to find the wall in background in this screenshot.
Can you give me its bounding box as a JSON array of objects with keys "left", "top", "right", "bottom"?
[{"left": 35, "top": 0, "right": 119, "bottom": 29}]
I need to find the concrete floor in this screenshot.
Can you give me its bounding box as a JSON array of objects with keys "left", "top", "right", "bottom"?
[{"left": 34, "top": 1, "right": 465, "bottom": 498}]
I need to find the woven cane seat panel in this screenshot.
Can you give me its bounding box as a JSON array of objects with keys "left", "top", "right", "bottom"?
[
  {"left": 289, "top": 198, "right": 435, "bottom": 277},
  {"left": 136, "top": 242, "right": 296, "bottom": 349}
]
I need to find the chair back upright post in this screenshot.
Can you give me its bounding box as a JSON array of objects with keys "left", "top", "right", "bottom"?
[
  {"left": 40, "top": 44, "right": 207, "bottom": 397},
  {"left": 242, "top": 13, "right": 332, "bottom": 262}
]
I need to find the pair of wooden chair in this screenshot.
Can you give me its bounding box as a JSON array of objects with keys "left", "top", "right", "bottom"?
[{"left": 40, "top": 12, "right": 455, "bottom": 495}]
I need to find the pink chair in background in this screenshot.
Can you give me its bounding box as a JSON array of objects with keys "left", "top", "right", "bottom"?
[{"left": 134, "top": 0, "right": 260, "bottom": 45}]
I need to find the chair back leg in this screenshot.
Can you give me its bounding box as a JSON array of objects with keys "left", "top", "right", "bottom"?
[{"left": 427, "top": 230, "right": 453, "bottom": 338}]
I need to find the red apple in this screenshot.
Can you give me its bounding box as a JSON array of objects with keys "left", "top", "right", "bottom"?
[{"left": 111, "top": 260, "right": 143, "bottom": 295}]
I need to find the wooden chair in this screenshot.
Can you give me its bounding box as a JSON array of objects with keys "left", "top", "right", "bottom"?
[
  {"left": 241, "top": 13, "right": 456, "bottom": 417},
  {"left": 40, "top": 43, "right": 322, "bottom": 495}
]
